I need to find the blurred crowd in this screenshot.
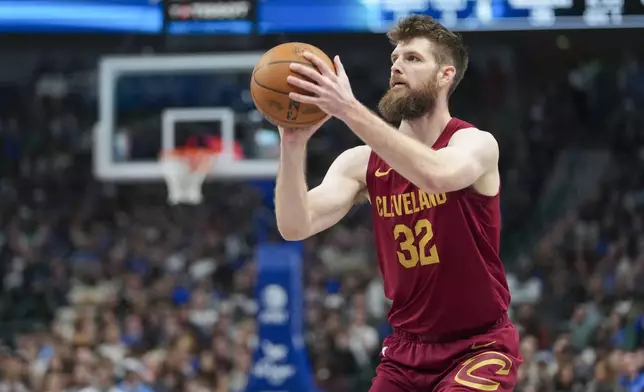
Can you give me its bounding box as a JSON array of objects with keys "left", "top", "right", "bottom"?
[
  {"left": 0, "top": 33, "right": 643, "bottom": 392},
  {"left": 509, "top": 53, "right": 644, "bottom": 392}
]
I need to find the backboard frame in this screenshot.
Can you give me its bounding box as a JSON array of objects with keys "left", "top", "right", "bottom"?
[{"left": 95, "top": 52, "right": 278, "bottom": 182}]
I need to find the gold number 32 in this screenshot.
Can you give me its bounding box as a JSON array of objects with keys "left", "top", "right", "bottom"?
[{"left": 393, "top": 218, "right": 440, "bottom": 268}]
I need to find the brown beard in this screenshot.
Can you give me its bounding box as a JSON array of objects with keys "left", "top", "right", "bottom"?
[{"left": 378, "top": 78, "right": 439, "bottom": 123}]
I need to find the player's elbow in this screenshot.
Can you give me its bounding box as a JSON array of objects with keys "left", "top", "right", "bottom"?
[
  {"left": 275, "top": 207, "right": 313, "bottom": 241},
  {"left": 276, "top": 224, "right": 311, "bottom": 242},
  {"left": 279, "top": 230, "right": 309, "bottom": 242}
]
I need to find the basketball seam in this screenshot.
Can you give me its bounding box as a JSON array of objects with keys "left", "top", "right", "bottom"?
[
  {"left": 252, "top": 60, "right": 317, "bottom": 95},
  {"left": 250, "top": 86, "right": 326, "bottom": 126}
]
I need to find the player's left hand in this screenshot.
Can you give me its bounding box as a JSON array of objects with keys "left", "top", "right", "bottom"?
[{"left": 287, "top": 53, "right": 356, "bottom": 120}]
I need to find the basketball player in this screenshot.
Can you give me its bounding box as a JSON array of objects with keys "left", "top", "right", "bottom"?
[{"left": 274, "top": 14, "right": 522, "bottom": 392}]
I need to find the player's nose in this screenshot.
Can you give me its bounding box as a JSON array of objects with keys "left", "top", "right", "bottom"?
[{"left": 391, "top": 60, "right": 403, "bottom": 75}]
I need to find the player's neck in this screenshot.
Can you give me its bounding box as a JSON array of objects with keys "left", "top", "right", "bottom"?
[{"left": 399, "top": 106, "right": 452, "bottom": 146}]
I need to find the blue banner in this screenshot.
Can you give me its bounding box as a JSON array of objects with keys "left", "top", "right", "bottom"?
[
  {"left": 0, "top": 0, "right": 162, "bottom": 33},
  {"left": 246, "top": 243, "right": 319, "bottom": 392}
]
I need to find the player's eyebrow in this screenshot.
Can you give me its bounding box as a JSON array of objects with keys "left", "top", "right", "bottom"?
[{"left": 391, "top": 50, "right": 424, "bottom": 63}]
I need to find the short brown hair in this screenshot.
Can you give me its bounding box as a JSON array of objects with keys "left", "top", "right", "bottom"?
[{"left": 387, "top": 14, "right": 468, "bottom": 96}]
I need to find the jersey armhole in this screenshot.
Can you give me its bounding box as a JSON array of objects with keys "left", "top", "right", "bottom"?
[
  {"left": 365, "top": 150, "right": 380, "bottom": 197},
  {"left": 464, "top": 183, "right": 501, "bottom": 202},
  {"left": 355, "top": 187, "right": 371, "bottom": 204}
]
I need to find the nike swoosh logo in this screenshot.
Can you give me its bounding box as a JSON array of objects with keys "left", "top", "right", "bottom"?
[
  {"left": 375, "top": 168, "right": 393, "bottom": 177},
  {"left": 381, "top": 346, "right": 388, "bottom": 357},
  {"left": 471, "top": 341, "right": 496, "bottom": 350}
]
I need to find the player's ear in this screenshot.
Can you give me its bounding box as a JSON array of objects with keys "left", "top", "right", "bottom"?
[{"left": 438, "top": 65, "right": 456, "bottom": 89}]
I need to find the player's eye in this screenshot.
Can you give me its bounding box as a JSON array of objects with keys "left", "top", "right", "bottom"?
[{"left": 406, "top": 55, "right": 420, "bottom": 62}]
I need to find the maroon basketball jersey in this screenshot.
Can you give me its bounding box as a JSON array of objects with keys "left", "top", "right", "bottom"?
[{"left": 366, "top": 118, "right": 510, "bottom": 337}]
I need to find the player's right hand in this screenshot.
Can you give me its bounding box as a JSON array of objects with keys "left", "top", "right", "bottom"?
[{"left": 278, "top": 115, "right": 330, "bottom": 145}]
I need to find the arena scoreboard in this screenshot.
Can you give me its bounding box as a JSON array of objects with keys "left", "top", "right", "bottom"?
[
  {"left": 257, "top": 0, "right": 644, "bottom": 33},
  {"left": 163, "top": 0, "right": 644, "bottom": 34},
  {"left": 0, "top": 0, "right": 642, "bottom": 34},
  {"left": 164, "top": 0, "right": 256, "bottom": 34}
]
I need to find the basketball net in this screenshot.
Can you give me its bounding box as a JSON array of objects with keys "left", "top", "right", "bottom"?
[{"left": 160, "top": 148, "right": 217, "bottom": 205}]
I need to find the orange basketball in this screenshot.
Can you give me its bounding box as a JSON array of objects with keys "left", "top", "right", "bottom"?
[{"left": 250, "top": 42, "right": 335, "bottom": 128}]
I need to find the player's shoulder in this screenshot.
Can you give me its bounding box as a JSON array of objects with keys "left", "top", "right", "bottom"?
[
  {"left": 335, "top": 145, "right": 372, "bottom": 165},
  {"left": 450, "top": 127, "right": 496, "bottom": 142},
  {"left": 331, "top": 145, "right": 371, "bottom": 181},
  {"left": 449, "top": 127, "right": 499, "bottom": 151},
  {"left": 343, "top": 144, "right": 372, "bottom": 156}
]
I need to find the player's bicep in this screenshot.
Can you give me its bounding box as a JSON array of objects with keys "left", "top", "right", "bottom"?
[
  {"left": 306, "top": 147, "right": 368, "bottom": 235},
  {"left": 436, "top": 129, "right": 498, "bottom": 192}
]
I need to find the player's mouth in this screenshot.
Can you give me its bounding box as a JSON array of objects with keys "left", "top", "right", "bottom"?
[{"left": 390, "top": 81, "right": 407, "bottom": 88}]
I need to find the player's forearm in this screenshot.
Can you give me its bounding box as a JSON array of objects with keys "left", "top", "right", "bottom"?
[
  {"left": 340, "top": 101, "right": 449, "bottom": 192},
  {"left": 275, "top": 144, "right": 313, "bottom": 241}
]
